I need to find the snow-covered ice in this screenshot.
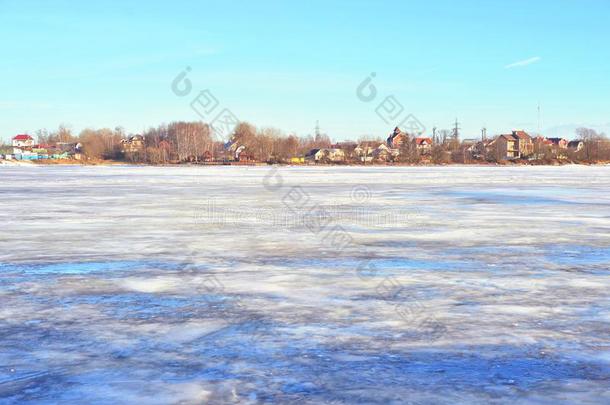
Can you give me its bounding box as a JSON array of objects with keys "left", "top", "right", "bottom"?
[{"left": 0, "top": 165, "right": 609, "bottom": 404}]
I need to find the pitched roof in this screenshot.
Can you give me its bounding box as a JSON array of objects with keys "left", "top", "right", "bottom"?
[
  {"left": 388, "top": 132, "right": 404, "bottom": 140},
  {"left": 512, "top": 130, "right": 532, "bottom": 140},
  {"left": 414, "top": 137, "right": 433, "bottom": 145},
  {"left": 534, "top": 136, "right": 553, "bottom": 145},
  {"left": 13, "top": 134, "right": 33, "bottom": 141}
]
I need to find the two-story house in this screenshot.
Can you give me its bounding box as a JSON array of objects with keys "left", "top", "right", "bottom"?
[
  {"left": 12, "top": 134, "right": 34, "bottom": 154},
  {"left": 492, "top": 131, "right": 534, "bottom": 160}
]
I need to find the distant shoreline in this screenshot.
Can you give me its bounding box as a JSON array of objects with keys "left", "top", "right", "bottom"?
[{"left": 2, "top": 159, "right": 609, "bottom": 168}]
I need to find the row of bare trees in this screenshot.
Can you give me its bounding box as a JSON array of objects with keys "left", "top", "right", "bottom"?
[
  {"left": 138, "top": 121, "right": 334, "bottom": 163},
  {"left": 27, "top": 121, "right": 334, "bottom": 163},
  {"left": 137, "top": 122, "right": 215, "bottom": 163},
  {"left": 575, "top": 128, "right": 610, "bottom": 161},
  {"left": 21, "top": 123, "right": 610, "bottom": 164},
  {"left": 228, "top": 122, "right": 332, "bottom": 162}
]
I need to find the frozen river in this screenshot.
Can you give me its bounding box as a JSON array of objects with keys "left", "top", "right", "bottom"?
[{"left": 0, "top": 165, "right": 609, "bottom": 404}]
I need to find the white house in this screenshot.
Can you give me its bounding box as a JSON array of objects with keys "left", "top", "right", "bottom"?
[
  {"left": 568, "top": 140, "right": 584, "bottom": 152},
  {"left": 305, "top": 148, "right": 345, "bottom": 163},
  {"left": 372, "top": 144, "right": 400, "bottom": 162},
  {"left": 354, "top": 142, "right": 383, "bottom": 163},
  {"left": 12, "top": 134, "right": 34, "bottom": 154}
]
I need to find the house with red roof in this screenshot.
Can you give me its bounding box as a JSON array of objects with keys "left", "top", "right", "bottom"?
[
  {"left": 413, "top": 137, "right": 433, "bottom": 155},
  {"left": 387, "top": 127, "right": 408, "bottom": 148},
  {"left": 12, "top": 134, "right": 34, "bottom": 148},
  {"left": 547, "top": 137, "right": 569, "bottom": 149},
  {"left": 12, "top": 134, "right": 35, "bottom": 155},
  {"left": 510, "top": 130, "right": 534, "bottom": 157},
  {"left": 532, "top": 136, "right": 570, "bottom": 159},
  {"left": 489, "top": 130, "right": 534, "bottom": 160}
]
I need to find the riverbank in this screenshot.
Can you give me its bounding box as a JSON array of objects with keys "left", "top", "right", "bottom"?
[{"left": 3, "top": 160, "right": 608, "bottom": 167}]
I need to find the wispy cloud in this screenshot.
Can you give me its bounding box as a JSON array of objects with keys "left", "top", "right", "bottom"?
[{"left": 505, "top": 57, "right": 542, "bottom": 69}]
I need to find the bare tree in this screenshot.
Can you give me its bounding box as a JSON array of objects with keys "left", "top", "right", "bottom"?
[
  {"left": 74, "top": 128, "right": 121, "bottom": 160},
  {"left": 56, "top": 124, "right": 76, "bottom": 143},
  {"left": 576, "top": 127, "right": 607, "bottom": 161},
  {"left": 430, "top": 144, "right": 450, "bottom": 164},
  {"left": 398, "top": 135, "right": 420, "bottom": 164}
]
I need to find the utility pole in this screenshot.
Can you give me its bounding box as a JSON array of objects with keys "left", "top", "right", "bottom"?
[
  {"left": 481, "top": 127, "right": 487, "bottom": 141},
  {"left": 537, "top": 102, "right": 541, "bottom": 135},
  {"left": 452, "top": 118, "right": 460, "bottom": 141}
]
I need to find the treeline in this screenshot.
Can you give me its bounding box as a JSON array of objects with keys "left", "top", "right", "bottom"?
[
  {"left": 569, "top": 128, "right": 610, "bottom": 162},
  {"left": 26, "top": 122, "right": 335, "bottom": 163},
  {"left": 139, "top": 121, "right": 334, "bottom": 163},
  {"left": 6, "top": 122, "right": 609, "bottom": 164},
  {"left": 394, "top": 128, "right": 610, "bottom": 165}
]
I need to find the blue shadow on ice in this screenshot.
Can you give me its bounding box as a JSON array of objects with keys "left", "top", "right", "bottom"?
[{"left": 0, "top": 260, "right": 185, "bottom": 276}]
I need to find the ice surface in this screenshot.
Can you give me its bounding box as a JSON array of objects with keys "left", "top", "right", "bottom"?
[{"left": 0, "top": 165, "right": 609, "bottom": 404}]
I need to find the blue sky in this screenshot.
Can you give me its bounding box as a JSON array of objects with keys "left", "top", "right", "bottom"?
[{"left": 1, "top": 0, "right": 609, "bottom": 142}]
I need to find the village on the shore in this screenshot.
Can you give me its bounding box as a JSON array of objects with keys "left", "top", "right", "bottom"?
[{"left": 1, "top": 122, "right": 609, "bottom": 165}]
